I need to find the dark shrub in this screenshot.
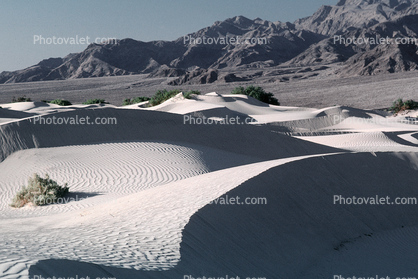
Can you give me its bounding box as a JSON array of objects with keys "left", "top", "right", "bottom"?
[
  {"left": 183, "top": 90, "right": 201, "bottom": 99},
  {"left": 10, "top": 173, "right": 69, "bottom": 208},
  {"left": 49, "top": 99, "right": 72, "bottom": 106},
  {"left": 83, "top": 99, "right": 107, "bottom": 105},
  {"left": 12, "top": 96, "right": 32, "bottom": 103},
  {"left": 231, "top": 86, "right": 279, "bottom": 105},
  {"left": 122, "top": 96, "right": 151, "bottom": 106},
  {"left": 149, "top": 89, "right": 182, "bottom": 106},
  {"left": 390, "top": 98, "right": 418, "bottom": 114}
]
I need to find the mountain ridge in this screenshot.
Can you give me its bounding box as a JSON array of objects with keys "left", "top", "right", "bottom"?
[{"left": 2, "top": 0, "right": 418, "bottom": 84}]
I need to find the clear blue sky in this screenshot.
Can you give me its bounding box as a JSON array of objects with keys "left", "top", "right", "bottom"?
[{"left": 0, "top": 0, "right": 337, "bottom": 72}]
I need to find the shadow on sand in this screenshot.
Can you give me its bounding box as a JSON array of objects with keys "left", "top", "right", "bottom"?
[{"left": 29, "top": 152, "right": 418, "bottom": 278}]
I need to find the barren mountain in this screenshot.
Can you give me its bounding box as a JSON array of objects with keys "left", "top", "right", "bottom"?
[
  {"left": 295, "top": 0, "right": 418, "bottom": 36},
  {"left": 336, "top": 42, "right": 418, "bottom": 75},
  {"left": 2, "top": 0, "right": 418, "bottom": 84},
  {"left": 0, "top": 57, "right": 67, "bottom": 83},
  {"left": 336, "top": 14, "right": 418, "bottom": 75},
  {"left": 0, "top": 16, "right": 323, "bottom": 84},
  {"left": 287, "top": 13, "right": 418, "bottom": 76}
]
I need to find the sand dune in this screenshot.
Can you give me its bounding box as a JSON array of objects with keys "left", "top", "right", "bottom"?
[
  {"left": 1, "top": 155, "right": 331, "bottom": 272},
  {"left": 0, "top": 141, "right": 258, "bottom": 218},
  {"left": 1, "top": 93, "right": 418, "bottom": 278}
]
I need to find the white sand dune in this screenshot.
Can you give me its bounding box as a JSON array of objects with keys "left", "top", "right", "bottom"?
[
  {"left": 0, "top": 154, "right": 338, "bottom": 273},
  {"left": 0, "top": 141, "right": 258, "bottom": 218},
  {"left": 298, "top": 132, "right": 418, "bottom": 152},
  {"left": 1, "top": 93, "right": 418, "bottom": 278},
  {"left": 174, "top": 152, "right": 418, "bottom": 278},
  {"left": 0, "top": 101, "right": 58, "bottom": 112}
]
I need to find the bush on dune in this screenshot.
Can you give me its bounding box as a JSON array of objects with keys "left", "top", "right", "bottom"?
[
  {"left": 231, "top": 86, "right": 280, "bottom": 106},
  {"left": 122, "top": 96, "right": 151, "bottom": 106},
  {"left": 390, "top": 98, "right": 418, "bottom": 114},
  {"left": 149, "top": 89, "right": 182, "bottom": 106},
  {"left": 10, "top": 173, "right": 69, "bottom": 208},
  {"left": 82, "top": 99, "right": 107, "bottom": 105},
  {"left": 47, "top": 99, "right": 72, "bottom": 106},
  {"left": 121, "top": 90, "right": 201, "bottom": 107},
  {"left": 12, "top": 96, "right": 32, "bottom": 103},
  {"left": 183, "top": 90, "right": 201, "bottom": 99},
  {"left": 148, "top": 89, "right": 201, "bottom": 107}
]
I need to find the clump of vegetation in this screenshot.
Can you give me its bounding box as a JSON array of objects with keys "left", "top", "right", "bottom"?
[
  {"left": 390, "top": 98, "right": 418, "bottom": 114},
  {"left": 231, "top": 86, "right": 280, "bottom": 105},
  {"left": 147, "top": 89, "right": 200, "bottom": 107},
  {"left": 47, "top": 99, "right": 72, "bottom": 106},
  {"left": 10, "top": 173, "right": 69, "bottom": 208},
  {"left": 183, "top": 90, "right": 201, "bottom": 99},
  {"left": 122, "top": 96, "right": 151, "bottom": 106},
  {"left": 83, "top": 99, "right": 107, "bottom": 105},
  {"left": 12, "top": 96, "right": 32, "bottom": 103},
  {"left": 149, "top": 89, "right": 182, "bottom": 106}
]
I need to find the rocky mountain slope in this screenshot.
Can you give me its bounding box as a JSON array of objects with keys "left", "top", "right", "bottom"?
[
  {"left": 295, "top": 0, "right": 418, "bottom": 36},
  {"left": 2, "top": 0, "right": 418, "bottom": 84},
  {"left": 0, "top": 17, "right": 324, "bottom": 84},
  {"left": 288, "top": 14, "right": 418, "bottom": 75}
]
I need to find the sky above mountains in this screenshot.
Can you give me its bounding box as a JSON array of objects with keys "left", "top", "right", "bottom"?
[{"left": 0, "top": 0, "right": 337, "bottom": 73}]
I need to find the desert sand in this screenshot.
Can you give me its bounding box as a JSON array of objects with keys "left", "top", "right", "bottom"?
[{"left": 0, "top": 93, "right": 418, "bottom": 279}]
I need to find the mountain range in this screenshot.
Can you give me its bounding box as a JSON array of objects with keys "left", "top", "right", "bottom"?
[{"left": 2, "top": 0, "right": 418, "bottom": 84}]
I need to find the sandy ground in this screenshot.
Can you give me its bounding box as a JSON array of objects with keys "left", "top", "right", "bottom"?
[
  {"left": 0, "top": 69, "right": 418, "bottom": 109},
  {"left": 0, "top": 92, "right": 418, "bottom": 278}
]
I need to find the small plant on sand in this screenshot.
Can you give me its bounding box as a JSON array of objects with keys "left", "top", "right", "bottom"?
[
  {"left": 390, "top": 98, "right": 418, "bottom": 114},
  {"left": 149, "top": 89, "right": 182, "bottom": 106},
  {"left": 82, "top": 99, "right": 108, "bottom": 105},
  {"left": 12, "top": 96, "right": 32, "bottom": 103},
  {"left": 10, "top": 173, "right": 69, "bottom": 208},
  {"left": 147, "top": 89, "right": 200, "bottom": 107},
  {"left": 183, "top": 90, "right": 201, "bottom": 99},
  {"left": 122, "top": 96, "right": 151, "bottom": 106},
  {"left": 231, "top": 86, "right": 280, "bottom": 105},
  {"left": 48, "top": 99, "right": 72, "bottom": 106}
]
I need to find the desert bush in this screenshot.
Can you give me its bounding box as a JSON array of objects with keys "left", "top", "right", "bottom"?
[
  {"left": 83, "top": 99, "right": 107, "bottom": 105},
  {"left": 149, "top": 89, "right": 182, "bottom": 106},
  {"left": 404, "top": 99, "right": 418, "bottom": 110},
  {"left": 10, "top": 173, "right": 69, "bottom": 208},
  {"left": 12, "top": 96, "right": 32, "bottom": 103},
  {"left": 48, "top": 99, "right": 72, "bottom": 106},
  {"left": 390, "top": 98, "right": 418, "bottom": 114},
  {"left": 183, "top": 90, "right": 201, "bottom": 99},
  {"left": 122, "top": 96, "right": 151, "bottom": 106},
  {"left": 143, "top": 89, "right": 201, "bottom": 107},
  {"left": 147, "top": 89, "right": 200, "bottom": 106},
  {"left": 231, "top": 86, "right": 280, "bottom": 105}
]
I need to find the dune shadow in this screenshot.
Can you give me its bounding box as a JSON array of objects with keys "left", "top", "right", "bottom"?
[
  {"left": 384, "top": 131, "right": 418, "bottom": 147},
  {"left": 0, "top": 107, "right": 37, "bottom": 119},
  {"left": 29, "top": 152, "right": 418, "bottom": 278},
  {"left": 0, "top": 107, "right": 341, "bottom": 163}
]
